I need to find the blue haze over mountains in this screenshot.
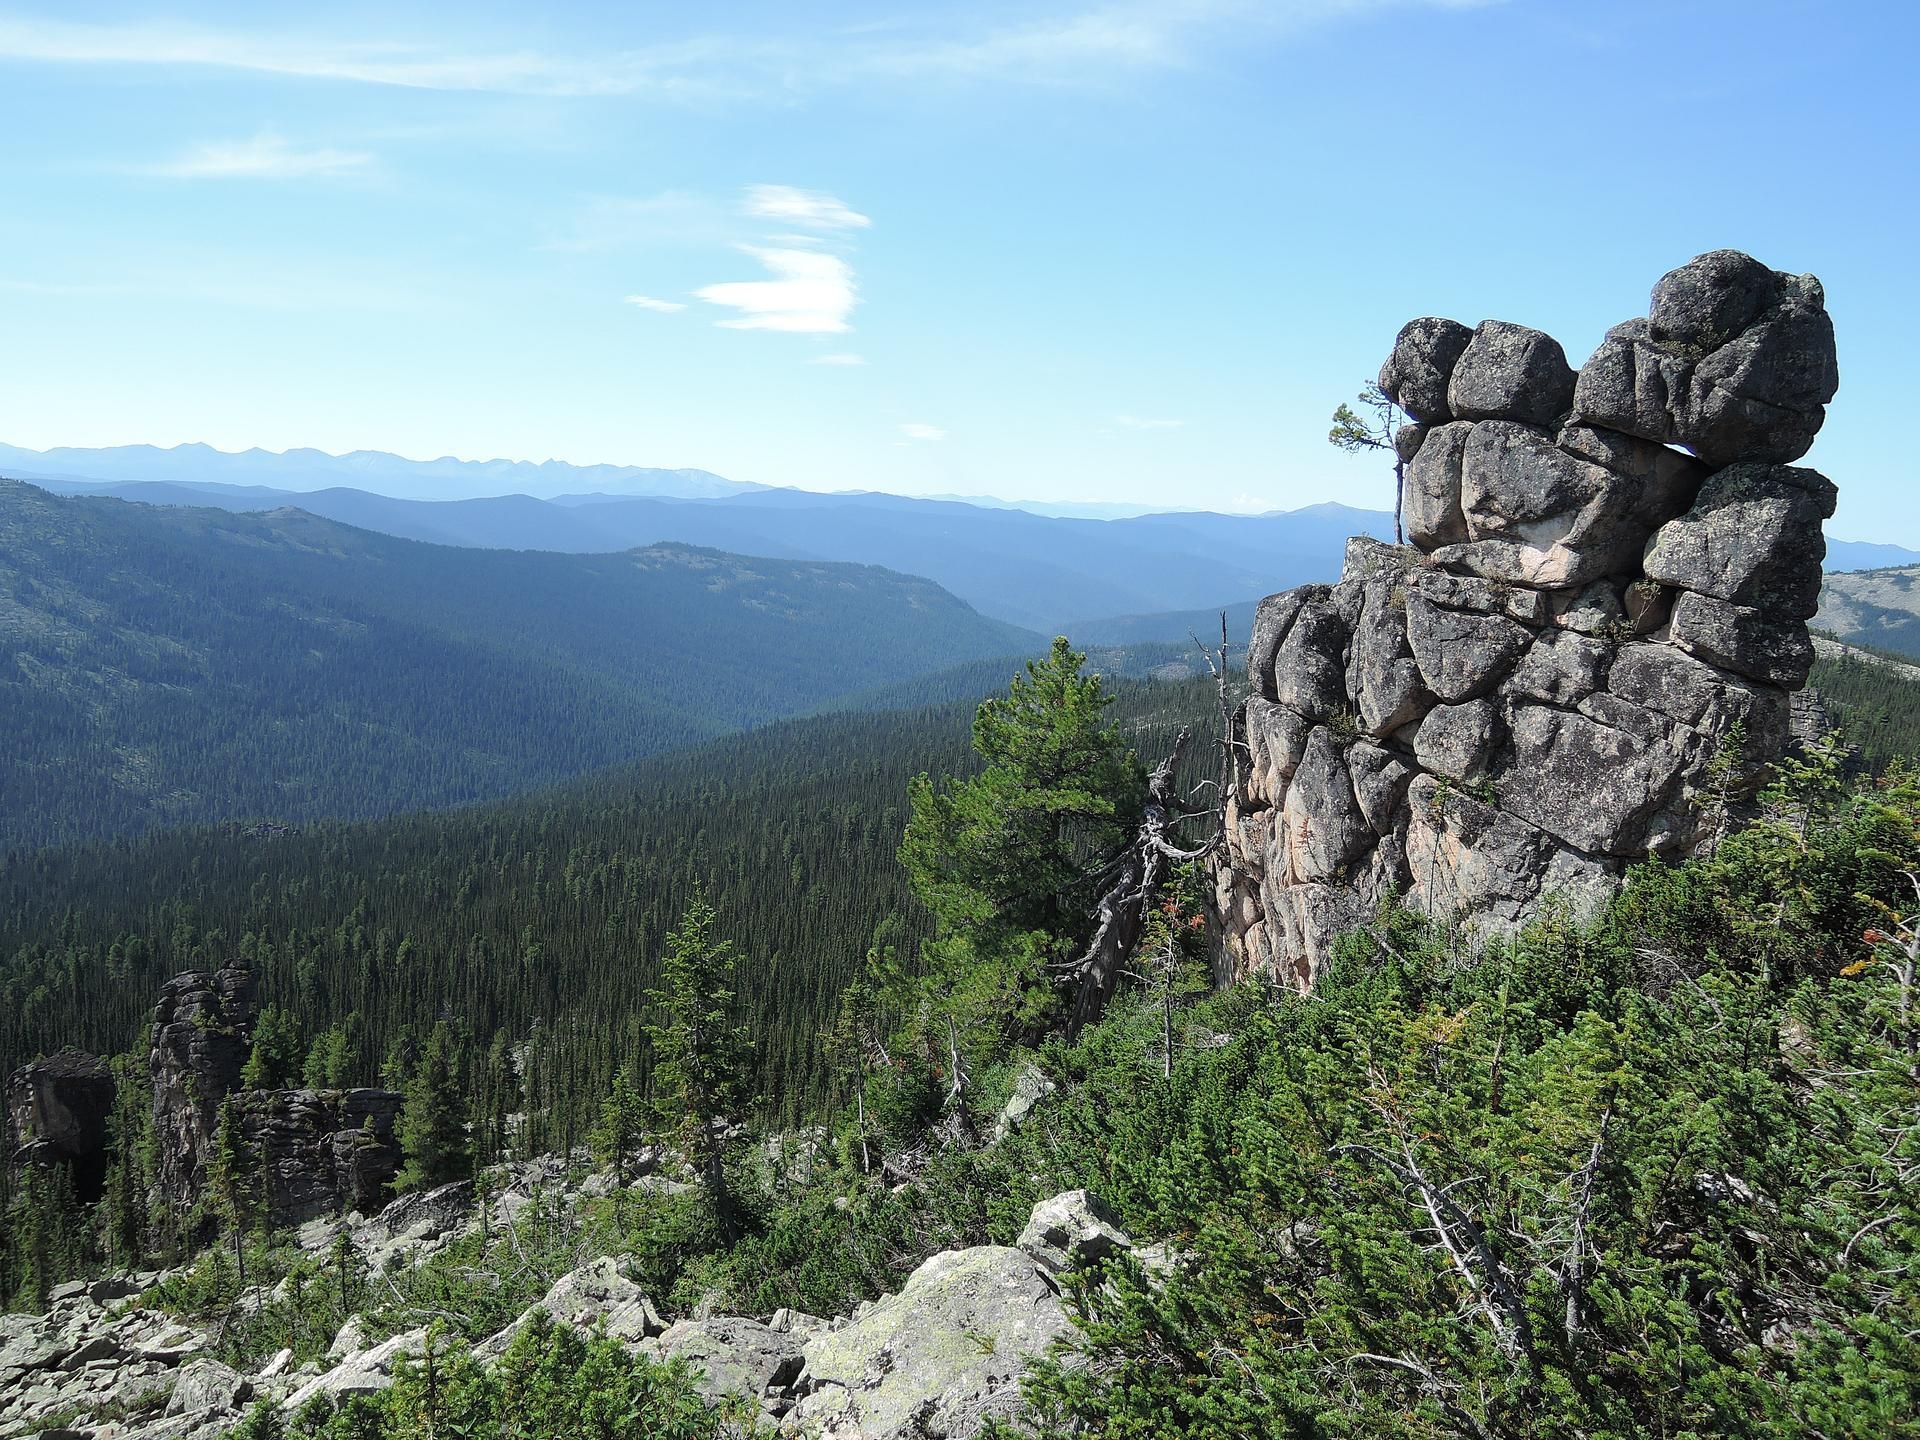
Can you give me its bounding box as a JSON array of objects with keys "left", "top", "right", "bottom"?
[{"left": 4, "top": 441, "right": 1913, "bottom": 639}]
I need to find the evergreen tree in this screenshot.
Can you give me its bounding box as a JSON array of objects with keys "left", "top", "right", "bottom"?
[
  {"left": 899, "top": 638, "right": 1147, "bottom": 1091},
  {"left": 646, "top": 893, "right": 750, "bottom": 1241},
  {"left": 302, "top": 1019, "right": 356, "bottom": 1088},
  {"left": 241, "top": 1004, "right": 303, "bottom": 1089},
  {"left": 205, "top": 1098, "right": 257, "bottom": 1292},
  {"left": 395, "top": 1022, "right": 473, "bottom": 1192},
  {"left": 591, "top": 1070, "right": 651, "bottom": 1202},
  {"left": 101, "top": 1051, "right": 151, "bottom": 1266}
]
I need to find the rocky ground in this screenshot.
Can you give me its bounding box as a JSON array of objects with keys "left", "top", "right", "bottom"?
[{"left": 0, "top": 1170, "right": 1129, "bottom": 1440}]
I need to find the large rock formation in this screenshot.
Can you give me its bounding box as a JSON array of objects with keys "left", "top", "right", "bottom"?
[
  {"left": 226, "top": 1088, "right": 404, "bottom": 1228},
  {"left": 149, "top": 969, "right": 403, "bottom": 1226},
  {"left": 1218, "top": 251, "right": 1838, "bottom": 986},
  {"left": 150, "top": 968, "right": 258, "bottom": 1209},
  {"left": 7, "top": 1049, "right": 115, "bottom": 1200}
]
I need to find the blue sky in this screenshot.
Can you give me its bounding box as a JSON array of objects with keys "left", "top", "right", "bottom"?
[{"left": 0, "top": 1, "right": 1911, "bottom": 539}]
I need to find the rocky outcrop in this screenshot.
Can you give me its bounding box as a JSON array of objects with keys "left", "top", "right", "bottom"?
[
  {"left": 7, "top": 1049, "right": 115, "bottom": 1199},
  {"left": 1218, "top": 252, "right": 1838, "bottom": 986},
  {"left": 148, "top": 969, "right": 403, "bottom": 1228},
  {"left": 228, "top": 1088, "right": 404, "bottom": 1228},
  {"left": 149, "top": 968, "right": 257, "bottom": 1210}
]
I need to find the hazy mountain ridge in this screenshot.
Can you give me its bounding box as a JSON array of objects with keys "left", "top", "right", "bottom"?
[{"left": 0, "top": 481, "right": 1033, "bottom": 849}]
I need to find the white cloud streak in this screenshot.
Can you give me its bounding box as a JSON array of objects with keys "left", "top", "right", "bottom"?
[
  {"left": 623, "top": 294, "right": 687, "bottom": 313},
  {"left": 743, "top": 185, "right": 871, "bottom": 231},
  {"left": 696, "top": 247, "right": 857, "bottom": 333},
  {"left": 146, "top": 132, "right": 372, "bottom": 180},
  {"left": 0, "top": 5, "right": 1502, "bottom": 97},
  {"left": 900, "top": 422, "right": 947, "bottom": 441}
]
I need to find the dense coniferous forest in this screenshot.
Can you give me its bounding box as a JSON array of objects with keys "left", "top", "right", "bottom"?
[
  {"left": 0, "top": 480, "right": 1036, "bottom": 851},
  {"left": 0, "top": 671, "right": 1222, "bottom": 1136}
]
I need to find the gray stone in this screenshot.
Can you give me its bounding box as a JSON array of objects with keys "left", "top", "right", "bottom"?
[
  {"left": 644, "top": 1317, "right": 804, "bottom": 1408},
  {"left": 1378, "top": 316, "right": 1474, "bottom": 422},
  {"left": 1393, "top": 421, "right": 1429, "bottom": 465},
  {"left": 1242, "top": 697, "right": 1313, "bottom": 809},
  {"left": 990, "top": 1063, "right": 1054, "bottom": 1143},
  {"left": 1347, "top": 575, "right": 1433, "bottom": 736},
  {"left": 1554, "top": 580, "right": 1626, "bottom": 636},
  {"left": 1642, "top": 463, "right": 1836, "bottom": 620},
  {"left": 231, "top": 1088, "right": 404, "bottom": 1229},
  {"left": 1247, "top": 587, "right": 1323, "bottom": 701},
  {"left": 1404, "top": 420, "right": 1472, "bottom": 549},
  {"left": 1280, "top": 729, "right": 1372, "bottom": 882},
  {"left": 150, "top": 969, "right": 256, "bottom": 1217},
  {"left": 782, "top": 1246, "right": 1070, "bottom": 1440},
  {"left": 1270, "top": 597, "right": 1350, "bottom": 720},
  {"left": 1414, "top": 700, "right": 1498, "bottom": 783},
  {"left": 1017, "top": 1190, "right": 1133, "bottom": 1276},
  {"left": 1447, "top": 320, "right": 1576, "bottom": 426},
  {"left": 7, "top": 1049, "right": 115, "bottom": 1198},
  {"left": 165, "top": 1359, "right": 247, "bottom": 1417},
  {"left": 1406, "top": 592, "right": 1530, "bottom": 702},
  {"left": 283, "top": 1328, "right": 429, "bottom": 1411},
  {"left": 1574, "top": 252, "right": 1839, "bottom": 467},
  {"left": 479, "top": 1257, "right": 665, "bottom": 1360},
  {"left": 1669, "top": 591, "right": 1816, "bottom": 688},
  {"left": 1497, "top": 705, "right": 1684, "bottom": 856},
  {"left": 1504, "top": 631, "right": 1610, "bottom": 706},
  {"left": 1346, "top": 742, "right": 1416, "bottom": 834}
]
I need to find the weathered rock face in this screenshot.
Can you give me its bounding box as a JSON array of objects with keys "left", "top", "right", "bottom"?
[
  {"left": 150, "top": 968, "right": 257, "bottom": 1211},
  {"left": 1219, "top": 252, "right": 1837, "bottom": 987},
  {"left": 229, "top": 1088, "right": 404, "bottom": 1228},
  {"left": 7, "top": 1049, "right": 115, "bottom": 1199},
  {"left": 149, "top": 969, "right": 402, "bottom": 1227}
]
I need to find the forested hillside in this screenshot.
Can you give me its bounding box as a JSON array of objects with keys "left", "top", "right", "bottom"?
[
  {"left": 21, "top": 469, "right": 1389, "bottom": 632},
  {"left": 1816, "top": 564, "right": 1920, "bottom": 658},
  {"left": 0, "top": 481, "right": 1033, "bottom": 850},
  {"left": 0, "top": 670, "right": 1219, "bottom": 1134}
]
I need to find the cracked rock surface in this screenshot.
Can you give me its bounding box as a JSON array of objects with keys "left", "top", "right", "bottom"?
[{"left": 1218, "top": 251, "right": 1837, "bottom": 986}]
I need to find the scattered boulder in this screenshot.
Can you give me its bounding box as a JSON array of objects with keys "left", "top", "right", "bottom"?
[
  {"left": 1378, "top": 316, "right": 1475, "bottom": 422},
  {"left": 644, "top": 1317, "right": 805, "bottom": 1416},
  {"left": 282, "top": 1327, "right": 429, "bottom": 1411},
  {"left": 782, "top": 1245, "right": 1071, "bottom": 1440},
  {"left": 1446, "top": 320, "right": 1576, "bottom": 426},
  {"left": 1017, "top": 1190, "right": 1132, "bottom": 1276}
]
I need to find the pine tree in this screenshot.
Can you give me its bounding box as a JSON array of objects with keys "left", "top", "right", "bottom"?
[
  {"left": 241, "top": 1004, "right": 303, "bottom": 1089},
  {"left": 205, "top": 1098, "right": 257, "bottom": 1293},
  {"left": 395, "top": 1022, "right": 473, "bottom": 1192},
  {"left": 591, "top": 1070, "right": 650, "bottom": 1192},
  {"left": 646, "top": 893, "right": 750, "bottom": 1241},
  {"left": 301, "top": 1019, "right": 355, "bottom": 1088}
]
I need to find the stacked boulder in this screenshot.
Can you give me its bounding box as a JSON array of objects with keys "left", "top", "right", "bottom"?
[{"left": 1218, "top": 251, "right": 1840, "bottom": 987}]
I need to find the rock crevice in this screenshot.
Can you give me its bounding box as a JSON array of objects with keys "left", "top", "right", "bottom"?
[{"left": 1217, "top": 251, "right": 1838, "bottom": 986}]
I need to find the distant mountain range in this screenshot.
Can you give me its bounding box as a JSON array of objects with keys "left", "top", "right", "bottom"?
[
  {"left": 7, "top": 450, "right": 1395, "bottom": 633},
  {"left": 8, "top": 440, "right": 1911, "bottom": 640},
  {"left": 0, "top": 480, "right": 1033, "bottom": 849},
  {"left": 0, "top": 441, "right": 758, "bottom": 502}
]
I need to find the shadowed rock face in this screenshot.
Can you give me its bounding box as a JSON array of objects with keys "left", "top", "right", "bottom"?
[
  {"left": 1219, "top": 251, "right": 1837, "bottom": 987},
  {"left": 151, "top": 968, "right": 258, "bottom": 1211},
  {"left": 7, "top": 1049, "right": 115, "bottom": 1200},
  {"left": 149, "top": 968, "right": 402, "bottom": 1226}
]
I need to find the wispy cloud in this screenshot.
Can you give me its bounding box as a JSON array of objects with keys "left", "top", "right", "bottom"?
[
  {"left": 696, "top": 247, "right": 856, "bottom": 333},
  {"left": 1114, "top": 413, "right": 1184, "bottom": 430},
  {"left": 900, "top": 422, "right": 947, "bottom": 441},
  {"left": 0, "top": 5, "right": 1501, "bottom": 98},
  {"left": 743, "top": 185, "right": 871, "bottom": 231},
  {"left": 623, "top": 294, "right": 687, "bottom": 313},
  {"left": 810, "top": 352, "right": 867, "bottom": 366},
  {"left": 146, "top": 132, "right": 372, "bottom": 180}
]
